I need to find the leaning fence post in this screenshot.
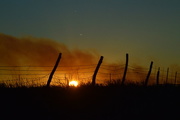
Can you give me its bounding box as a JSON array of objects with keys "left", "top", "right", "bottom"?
[
  {"left": 92, "top": 56, "right": 103, "bottom": 86},
  {"left": 121, "top": 53, "right": 129, "bottom": 85},
  {"left": 156, "top": 67, "right": 160, "bottom": 85},
  {"left": 165, "top": 68, "right": 169, "bottom": 84},
  {"left": 46, "top": 53, "right": 62, "bottom": 87},
  {"left": 144, "top": 61, "right": 153, "bottom": 86}
]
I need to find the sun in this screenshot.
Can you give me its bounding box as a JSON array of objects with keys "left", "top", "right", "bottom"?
[{"left": 69, "top": 80, "right": 79, "bottom": 87}]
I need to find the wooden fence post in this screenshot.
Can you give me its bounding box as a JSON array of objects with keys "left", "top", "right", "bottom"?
[
  {"left": 174, "top": 72, "right": 177, "bottom": 85},
  {"left": 121, "top": 53, "right": 129, "bottom": 85},
  {"left": 144, "top": 61, "right": 153, "bottom": 86},
  {"left": 92, "top": 56, "right": 103, "bottom": 86},
  {"left": 165, "top": 68, "right": 169, "bottom": 84},
  {"left": 110, "top": 73, "right": 112, "bottom": 83},
  {"left": 156, "top": 67, "right": 160, "bottom": 85},
  {"left": 46, "top": 53, "right": 62, "bottom": 87}
]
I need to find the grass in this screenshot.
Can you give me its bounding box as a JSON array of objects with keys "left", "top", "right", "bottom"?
[{"left": 1, "top": 81, "right": 180, "bottom": 120}]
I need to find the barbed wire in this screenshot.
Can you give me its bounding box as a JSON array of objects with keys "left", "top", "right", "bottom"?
[{"left": 0, "top": 63, "right": 179, "bottom": 86}]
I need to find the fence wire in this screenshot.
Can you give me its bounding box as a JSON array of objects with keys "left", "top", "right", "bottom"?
[{"left": 0, "top": 63, "right": 179, "bottom": 87}]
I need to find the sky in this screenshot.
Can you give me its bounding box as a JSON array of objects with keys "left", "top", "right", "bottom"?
[{"left": 0, "top": 0, "right": 180, "bottom": 68}]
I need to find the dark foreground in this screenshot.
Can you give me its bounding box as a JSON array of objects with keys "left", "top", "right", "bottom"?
[{"left": 1, "top": 85, "right": 180, "bottom": 120}]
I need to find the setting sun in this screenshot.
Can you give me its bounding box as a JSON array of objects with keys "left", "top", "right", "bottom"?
[{"left": 69, "top": 81, "right": 79, "bottom": 87}]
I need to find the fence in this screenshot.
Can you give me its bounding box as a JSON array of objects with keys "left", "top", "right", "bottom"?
[{"left": 0, "top": 53, "right": 179, "bottom": 87}]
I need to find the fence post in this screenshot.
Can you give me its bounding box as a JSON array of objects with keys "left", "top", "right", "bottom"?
[
  {"left": 174, "top": 72, "right": 177, "bottom": 85},
  {"left": 144, "top": 61, "right": 153, "bottom": 86},
  {"left": 156, "top": 67, "right": 160, "bottom": 85},
  {"left": 110, "top": 73, "right": 112, "bottom": 83},
  {"left": 121, "top": 53, "right": 129, "bottom": 85},
  {"left": 46, "top": 53, "right": 62, "bottom": 87},
  {"left": 92, "top": 56, "right": 103, "bottom": 86},
  {"left": 165, "top": 68, "right": 169, "bottom": 84}
]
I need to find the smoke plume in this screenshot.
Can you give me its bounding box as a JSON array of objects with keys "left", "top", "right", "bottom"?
[
  {"left": 1, "top": 33, "right": 174, "bottom": 85},
  {"left": 0, "top": 33, "right": 99, "bottom": 66}
]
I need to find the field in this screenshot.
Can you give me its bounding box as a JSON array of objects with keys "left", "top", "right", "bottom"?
[{"left": 1, "top": 84, "right": 180, "bottom": 120}]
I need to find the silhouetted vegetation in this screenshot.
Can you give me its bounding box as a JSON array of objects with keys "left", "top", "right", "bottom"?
[{"left": 1, "top": 82, "right": 180, "bottom": 120}]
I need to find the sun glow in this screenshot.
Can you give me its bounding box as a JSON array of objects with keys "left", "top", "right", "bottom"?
[{"left": 69, "top": 80, "right": 79, "bottom": 87}]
